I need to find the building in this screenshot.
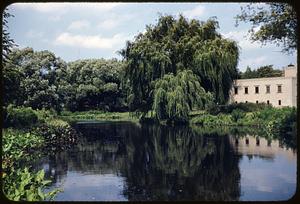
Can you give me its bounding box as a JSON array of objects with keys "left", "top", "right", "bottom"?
[{"left": 230, "top": 65, "right": 297, "bottom": 107}]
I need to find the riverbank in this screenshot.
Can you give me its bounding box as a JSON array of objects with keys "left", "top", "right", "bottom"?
[
  {"left": 59, "top": 110, "right": 139, "bottom": 123},
  {"left": 58, "top": 106, "right": 296, "bottom": 136}
]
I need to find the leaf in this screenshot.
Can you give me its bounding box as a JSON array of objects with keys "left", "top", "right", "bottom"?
[{"left": 35, "top": 170, "right": 45, "bottom": 182}]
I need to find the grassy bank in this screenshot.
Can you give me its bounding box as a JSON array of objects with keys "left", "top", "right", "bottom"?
[
  {"left": 190, "top": 107, "right": 297, "bottom": 135},
  {"left": 59, "top": 110, "right": 139, "bottom": 123}
]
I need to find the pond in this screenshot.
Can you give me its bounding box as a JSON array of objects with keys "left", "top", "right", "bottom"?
[{"left": 31, "top": 122, "right": 296, "bottom": 201}]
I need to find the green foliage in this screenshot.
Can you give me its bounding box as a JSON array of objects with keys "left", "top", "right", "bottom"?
[
  {"left": 235, "top": 3, "right": 296, "bottom": 53},
  {"left": 65, "top": 58, "right": 127, "bottom": 112},
  {"left": 121, "top": 14, "right": 239, "bottom": 116},
  {"left": 152, "top": 70, "right": 212, "bottom": 123},
  {"left": 239, "top": 65, "right": 283, "bottom": 79},
  {"left": 33, "top": 120, "right": 78, "bottom": 152},
  {"left": 2, "top": 129, "right": 60, "bottom": 201},
  {"left": 190, "top": 114, "right": 233, "bottom": 126},
  {"left": 4, "top": 48, "right": 66, "bottom": 112},
  {"left": 3, "top": 168, "right": 61, "bottom": 201},
  {"left": 191, "top": 106, "right": 296, "bottom": 135},
  {"left": 209, "top": 102, "right": 269, "bottom": 115},
  {"left": 4, "top": 105, "right": 39, "bottom": 128},
  {"left": 60, "top": 110, "right": 138, "bottom": 123},
  {"left": 230, "top": 109, "right": 246, "bottom": 122},
  {"left": 2, "top": 129, "right": 44, "bottom": 169},
  {"left": 2, "top": 9, "right": 17, "bottom": 63}
]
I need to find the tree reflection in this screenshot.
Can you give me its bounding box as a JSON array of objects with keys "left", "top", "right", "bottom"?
[
  {"left": 31, "top": 122, "right": 296, "bottom": 201},
  {"left": 122, "top": 125, "right": 241, "bottom": 201}
]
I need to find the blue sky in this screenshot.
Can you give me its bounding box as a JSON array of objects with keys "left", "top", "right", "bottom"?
[{"left": 6, "top": 2, "right": 297, "bottom": 72}]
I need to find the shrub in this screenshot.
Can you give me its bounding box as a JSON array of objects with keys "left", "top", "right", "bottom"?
[
  {"left": 2, "top": 129, "right": 60, "bottom": 201},
  {"left": 231, "top": 109, "right": 246, "bottom": 122},
  {"left": 33, "top": 108, "right": 57, "bottom": 123},
  {"left": 4, "top": 105, "right": 38, "bottom": 128},
  {"left": 3, "top": 168, "right": 60, "bottom": 201},
  {"left": 2, "top": 129, "right": 44, "bottom": 169},
  {"left": 33, "top": 121, "right": 78, "bottom": 152},
  {"left": 209, "top": 102, "right": 269, "bottom": 115}
]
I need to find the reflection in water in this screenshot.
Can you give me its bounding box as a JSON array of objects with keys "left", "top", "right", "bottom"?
[{"left": 31, "top": 122, "right": 296, "bottom": 201}]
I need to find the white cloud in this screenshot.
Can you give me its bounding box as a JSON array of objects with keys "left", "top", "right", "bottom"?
[
  {"left": 12, "top": 3, "right": 67, "bottom": 12},
  {"left": 68, "top": 20, "right": 90, "bottom": 30},
  {"left": 182, "top": 5, "right": 205, "bottom": 19},
  {"left": 12, "top": 2, "right": 122, "bottom": 12},
  {"left": 98, "top": 19, "right": 119, "bottom": 30},
  {"left": 98, "top": 14, "right": 134, "bottom": 30},
  {"left": 222, "top": 30, "right": 268, "bottom": 50},
  {"left": 26, "top": 30, "right": 44, "bottom": 38},
  {"left": 54, "top": 32, "right": 133, "bottom": 49}
]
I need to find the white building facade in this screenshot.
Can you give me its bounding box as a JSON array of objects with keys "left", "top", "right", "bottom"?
[{"left": 230, "top": 65, "right": 297, "bottom": 107}]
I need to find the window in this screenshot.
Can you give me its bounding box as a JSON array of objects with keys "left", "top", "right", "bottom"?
[
  {"left": 266, "top": 85, "right": 270, "bottom": 93},
  {"left": 244, "top": 87, "right": 248, "bottom": 94},
  {"left": 255, "top": 86, "right": 259, "bottom": 94},
  {"left": 267, "top": 100, "right": 270, "bottom": 105},
  {"left": 234, "top": 87, "right": 238, "bottom": 95},
  {"left": 278, "top": 100, "right": 281, "bottom": 106},
  {"left": 277, "top": 85, "right": 282, "bottom": 93},
  {"left": 256, "top": 138, "right": 260, "bottom": 146},
  {"left": 256, "top": 100, "right": 258, "bottom": 104}
]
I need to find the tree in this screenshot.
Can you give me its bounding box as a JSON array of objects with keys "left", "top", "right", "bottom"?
[
  {"left": 120, "top": 15, "right": 239, "bottom": 117},
  {"left": 66, "top": 59, "right": 127, "bottom": 111},
  {"left": 240, "top": 65, "right": 283, "bottom": 79},
  {"left": 153, "top": 70, "right": 212, "bottom": 123},
  {"left": 235, "top": 3, "right": 297, "bottom": 54},
  {"left": 2, "top": 8, "right": 17, "bottom": 63},
  {"left": 4, "top": 48, "right": 67, "bottom": 112}
]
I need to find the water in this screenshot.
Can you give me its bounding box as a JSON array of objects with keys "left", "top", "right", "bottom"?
[{"left": 32, "top": 122, "right": 297, "bottom": 201}]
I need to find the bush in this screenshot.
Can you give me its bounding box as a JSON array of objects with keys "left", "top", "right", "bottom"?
[
  {"left": 3, "top": 168, "right": 60, "bottom": 201},
  {"left": 4, "top": 105, "right": 38, "bottom": 128},
  {"left": 33, "top": 120, "right": 78, "bottom": 152},
  {"left": 2, "top": 129, "right": 60, "bottom": 201},
  {"left": 231, "top": 109, "right": 246, "bottom": 122},
  {"left": 33, "top": 108, "right": 57, "bottom": 123},
  {"left": 2, "top": 129, "right": 44, "bottom": 169},
  {"left": 209, "top": 102, "right": 269, "bottom": 115}
]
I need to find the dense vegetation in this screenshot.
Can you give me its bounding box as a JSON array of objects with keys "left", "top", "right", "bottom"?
[
  {"left": 191, "top": 103, "right": 296, "bottom": 136},
  {"left": 2, "top": 107, "right": 79, "bottom": 201},
  {"left": 4, "top": 48, "right": 127, "bottom": 113},
  {"left": 120, "top": 15, "right": 239, "bottom": 120},
  {"left": 239, "top": 65, "right": 283, "bottom": 79}
]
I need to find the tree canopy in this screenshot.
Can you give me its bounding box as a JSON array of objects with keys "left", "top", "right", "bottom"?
[
  {"left": 235, "top": 3, "right": 297, "bottom": 54},
  {"left": 4, "top": 48, "right": 128, "bottom": 112},
  {"left": 2, "top": 8, "right": 17, "bottom": 63},
  {"left": 153, "top": 70, "right": 213, "bottom": 123},
  {"left": 239, "top": 65, "right": 283, "bottom": 79},
  {"left": 120, "top": 15, "right": 239, "bottom": 118}
]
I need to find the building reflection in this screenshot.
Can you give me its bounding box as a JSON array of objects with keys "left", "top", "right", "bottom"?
[{"left": 229, "top": 135, "right": 297, "bottom": 161}]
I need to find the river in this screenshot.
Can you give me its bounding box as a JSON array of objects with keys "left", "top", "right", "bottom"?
[{"left": 31, "top": 122, "right": 297, "bottom": 201}]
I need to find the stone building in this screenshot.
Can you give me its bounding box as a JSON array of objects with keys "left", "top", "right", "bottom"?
[{"left": 230, "top": 65, "right": 297, "bottom": 107}]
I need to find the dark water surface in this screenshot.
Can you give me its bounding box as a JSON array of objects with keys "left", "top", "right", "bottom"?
[{"left": 33, "top": 122, "right": 296, "bottom": 201}]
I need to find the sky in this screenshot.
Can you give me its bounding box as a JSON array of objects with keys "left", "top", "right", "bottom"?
[{"left": 6, "top": 2, "right": 297, "bottom": 72}]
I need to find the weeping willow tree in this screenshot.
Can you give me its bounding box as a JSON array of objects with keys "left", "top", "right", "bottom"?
[
  {"left": 120, "top": 14, "right": 239, "bottom": 118},
  {"left": 153, "top": 70, "right": 212, "bottom": 123}
]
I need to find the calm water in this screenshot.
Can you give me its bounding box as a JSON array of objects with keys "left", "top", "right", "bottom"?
[{"left": 32, "top": 122, "right": 296, "bottom": 201}]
